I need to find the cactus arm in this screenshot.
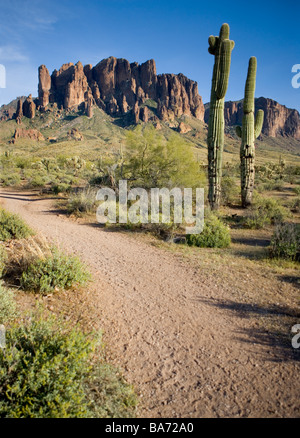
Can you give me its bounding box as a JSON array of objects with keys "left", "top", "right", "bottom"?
[
  {"left": 254, "top": 109, "right": 264, "bottom": 138},
  {"left": 215, "top": 39, "right": 233, "bottom": 99},
  {"left": 236, "top": 126, "right": 242, "bottom": 138},
  {"left": 208, "top": 36, "right": 218, "bottom": 54}
]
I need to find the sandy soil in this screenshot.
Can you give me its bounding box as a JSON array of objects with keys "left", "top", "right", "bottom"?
[{"left": 1, "top": 188, "right": 299, "bottom": 418}]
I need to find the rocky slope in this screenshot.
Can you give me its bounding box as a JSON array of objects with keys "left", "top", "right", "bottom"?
[
  {"left": 38, "top": 57, "right": 204, "bottom": 123},
  {"left": 205, "top": 97, "right": 300, "bottom": 139}
]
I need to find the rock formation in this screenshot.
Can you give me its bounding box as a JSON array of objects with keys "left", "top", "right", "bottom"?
[
  {"left": 178, "top": 121, "right": 192, "bottom": 134},
  {"left": 22, "top": 95, "right": 36, "bottom": 119},
  {"left": 205, "top": 97, "right": 300, "bottom": 139},
  {"left": 37, "top": 56, "right": 205, "bottom": 123},
  {"left": 67, "top": 128, "right": 83, "bottom": 141},
  {"left": 15, "top": 99, "right": 23, "bottom": 124},
  {"left": 38, "top": 65, "right": 51, "bottom": 108},
  {"left": 13, "top": 128, "right": 44, "bottom": 141},
  {"left": 0, "top": 97, "right": 25, "bottom": 122}
]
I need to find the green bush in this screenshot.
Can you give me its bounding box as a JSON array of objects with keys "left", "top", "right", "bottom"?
[
  {"left": 0, "top": 172, "right": 22, "bottom": 187},
  {"left": 186, "top": 214, "right": 231, "bottom": 248},
  {"left": 0, "top": 209, "right": 33, "bottom": 241},
  {"left": 0, "top": 316, "right": 94, "bottom": 418},
  {"left": 0, "top": 283, "right": 18, "bottom": 325},
  {"left": 290, "top": 197, "right": 300, "bottom": 213},
  {"left": 20, "top": 248, "right": 90, "bottom": 294},
  {"left": 51, "top": 183, "right": 71, "bottom": 195},
  {"left": 292, "top": 186, "right": 300, "bottom": 196},
  {"left": 85, "top": 362, "right": 137, "bottom": 418},
  {"left": 0, "top": 314, "right": 137, "bottom": 418},
  {"left": 67, "top": 188, "right": 98, "bottom": 216},
  {"left": 221, "top": 176, "right": 239, "bottom": 206},
  {"left": 243, "top": 196, "right": 290, "bottom": 229},
  {"left": 0, "top": 246, "right": 7, "bottom": 279},
  {"left": 268, "top": 223, "right": 300, "bottom": 261}
]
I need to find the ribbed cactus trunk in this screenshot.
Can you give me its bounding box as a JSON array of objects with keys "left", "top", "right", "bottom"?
[
  {"left": 207, "top": 23, "right": 235, "bottom": 210},
  {"left": 236, "top": 57, "right": 264, "bottom": 207}
]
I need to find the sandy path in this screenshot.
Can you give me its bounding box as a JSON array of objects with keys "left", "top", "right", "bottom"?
[{"left": 1, "top": 189, "right": 299, "bottom": 418}]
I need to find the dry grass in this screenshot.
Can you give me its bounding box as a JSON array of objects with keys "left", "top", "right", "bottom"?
[{"left": 4, "top": 234, "right": 52, "bottom": 279}]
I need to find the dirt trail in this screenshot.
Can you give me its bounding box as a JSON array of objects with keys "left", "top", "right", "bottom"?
[{"left": 1, "top": 189, "right": 299, "bottom": 418}]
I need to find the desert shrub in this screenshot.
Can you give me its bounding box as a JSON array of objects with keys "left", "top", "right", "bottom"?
[
  {"left": 0, "top": 316, "right": 94, "bottom": 418},
  {"left": 67, "top": 188, "right": 98, "bottom": 215},
  {"left": 221, "top": 176, "right": 239, "bottom": 206},
  {"left": 5, "top": 235, "right": 51, "bottom": 280},
  {"left": 0, "top": 283, "right": 18, "bottom": 324},
  {"left": 268, "top": 223, "right": 300, "bottom": 261},
  {"left": 85, "top": 362, "right": 137, "bottom": 418},
  {"left": 0, "top": 171, "right": 22, "bottom": 187},
  {"left": 51, "top": 183, "right": 72, "bottom": 195},
  {"left": 186, "top": 214, "right": 231, "bottom": 248},
  {"left": 0, "top": 246, "right": 7, "bottom": 279},
  {"left": 292, "top": 186, "right": 300, "bottom": 196},
  {"left": 20, "top": 248, "right": 90, "bottom": 294},
  {"left": 243, "top": 196, "right": 290, "bottom": 229},
  {"left": 289, "top": 197, "right": 300, "bottom": 213},
  {"left": 258, "top": 180, "right": 284, "bottom": 192},
  {"left": 0, "top": 209, "right": 33, "bottom": 241},
  {"left": 15, "top": 157, "right": 32, "bottom": 170},
  {"left": 26, "top": 173, "right": 48, "bottom": 188},
  {"left": 0, "top": 314, "right": 137, "bottom": 418}
]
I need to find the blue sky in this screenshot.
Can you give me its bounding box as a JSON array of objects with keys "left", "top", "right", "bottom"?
[{"left": 0, "top": 0, "right": 299, "bottom": 111}]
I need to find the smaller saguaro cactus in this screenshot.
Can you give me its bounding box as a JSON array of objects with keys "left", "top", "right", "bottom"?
[{"left": 236, "top": 57, "right": 264, "bottom": 207}]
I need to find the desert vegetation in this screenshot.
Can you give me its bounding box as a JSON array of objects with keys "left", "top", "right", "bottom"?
[{"left": 0, "top": 209, "right": 137, "bottom": 418}]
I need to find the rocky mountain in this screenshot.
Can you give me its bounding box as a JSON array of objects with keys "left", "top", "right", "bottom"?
[
  {"left": 38, "top": 57, "right": 204, "bottom": 123},
  {"left": 204, "top": 97, "right": 300, "bottom": 139},
  {"left": 1, "top": 57, "right": 300, "bottom": 142},
  {"left": 0, "top": 97, "right": 26, "bottom": 121}
]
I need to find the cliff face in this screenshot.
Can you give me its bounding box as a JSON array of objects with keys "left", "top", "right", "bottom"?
[
  {"left": 205, "top": 97, "right": 300, "bottom": 139},
  {"left": 37, "top": 57, "right": 205, "bottom": 122}
]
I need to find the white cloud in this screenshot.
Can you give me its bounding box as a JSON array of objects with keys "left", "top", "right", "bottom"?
[{"left": 0, "top": 46, "right": 29, "bottom": 63}]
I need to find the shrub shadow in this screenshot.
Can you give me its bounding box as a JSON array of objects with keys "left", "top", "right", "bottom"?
[{"left": 196, "top": 296, "right": 300, "bottom": 362}]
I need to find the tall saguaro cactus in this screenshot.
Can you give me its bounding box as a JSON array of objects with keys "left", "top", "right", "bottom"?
[
  {"left": 236, "top": 57, "right": 264, "bottom": 207},
  {"left": 207, "top": 23, "right": 235, "bottom": 210}
]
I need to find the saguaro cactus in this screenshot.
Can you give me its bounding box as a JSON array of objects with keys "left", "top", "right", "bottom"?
[
  {"left": 236, "top": 57, "right": 264, "bottom": 207},
  {"left": 207, "top": 23, "right": 235, "bottom": 210}
]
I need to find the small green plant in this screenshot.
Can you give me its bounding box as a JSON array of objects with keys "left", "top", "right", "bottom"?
[
  {"left": 0, "top": 172, "right": 22, "bottom": 187},
  {"left": 221, "top": 176, "right": 239, "bottom": 206},
  {"left": 186, "top": 213, "right": 231, "bottom": 248},
  {"left": 85, "top": 362, "right": 137, "bottom": 418},
  {"left": 51, "top": 183, "right": 71, "bottom": 195},
  {"left": 0, "top": 315, "right": 95, "bottom": 418},
  {"left": 289, "top": 197, "right": 300, "bottom": 213},
  {"left": 0, "top": 314, "right": 137, "bottom": 418},
  {"left": 0, "top": 209, "right": 34, "bottom": 241},
  {"left": 0, "top": 283, "right": 19, "bottom": 325},
  {"left": 67, "top": 188, "right": 98, "bottom": 216},
  {"left": 268, "top": 223, "right": 300, "bottom": 261},
  {"left": 293, "top": 186, "right": 300, "bottom": 196},
  {"left": 0, "top": 246, "right": 7, "bottom": 279},
  {"left": 243, "top": 196, "right": 290, "bottom": 229},
  {"left": 20, "top": 248, "right": 90, "bottom": 294}
]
